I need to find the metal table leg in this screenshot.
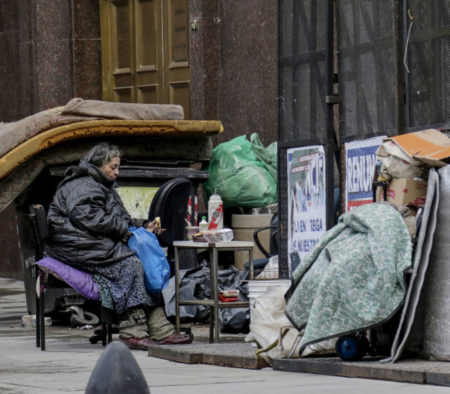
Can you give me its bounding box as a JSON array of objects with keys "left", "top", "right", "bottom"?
[
  {"left": 211, "top": 247, "right": 219, "bottom": 343},
  {"left": 249, "top": 248, "right": 254, "bottom": 279},
  {"left": 208, "top": 247, "right": 215, "bottom": 343},
  {"left": 174, "top": 246, "right": 180, "bottom": 334}
]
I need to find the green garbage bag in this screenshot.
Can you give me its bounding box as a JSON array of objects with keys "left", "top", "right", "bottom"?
[
  {"left": 204, "top": 134, "right": 277, "bottom": 208},
  {"left": 250, "top": 133, "right": 277, "bottom": 181}
]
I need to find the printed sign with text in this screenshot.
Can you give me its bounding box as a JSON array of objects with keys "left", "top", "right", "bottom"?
[
  {"left": 287, "top": 146, "right": 326, "bottom": 273},
  {"left": 345, "top": 136, "right": 385, "bottom": 211}
]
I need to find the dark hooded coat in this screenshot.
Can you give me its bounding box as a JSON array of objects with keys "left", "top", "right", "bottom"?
[{"left": 46, "top": 160, "right": 143, "bottom": 267}]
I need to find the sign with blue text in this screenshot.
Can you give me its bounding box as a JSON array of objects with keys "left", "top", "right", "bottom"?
[
  {"left": 345, "top": 136, "right": 385, "bottom": 212},
  {"left": 287, "top": 146, "right": 326, "bottom": 272}
]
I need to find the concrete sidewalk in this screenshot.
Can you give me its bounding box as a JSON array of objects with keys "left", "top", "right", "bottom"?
[{"left": 2, "top": 277, "right": 450, "bottom": 393}]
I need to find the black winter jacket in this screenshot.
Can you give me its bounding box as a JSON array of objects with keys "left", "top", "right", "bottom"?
[{"left": 46, "top": 160, "right": 141, "bottom": 267}]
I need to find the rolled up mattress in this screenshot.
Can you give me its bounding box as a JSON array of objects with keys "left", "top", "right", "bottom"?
[{"left": 422, "top": 165, "right": 450, "bottom": 360}]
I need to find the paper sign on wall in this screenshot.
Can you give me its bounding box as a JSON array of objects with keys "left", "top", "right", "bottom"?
[
  {"left": 345, "top": 136, "right": 385, "bottom": 212},
  {"left": 287, "top": 146, "right": 326, "bottom": 273}
]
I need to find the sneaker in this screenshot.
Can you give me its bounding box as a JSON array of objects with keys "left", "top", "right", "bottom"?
[
  {"left": 119, "top": 336, "right": 155, "bottom": 350},
  {"left": 155, "top": 332, "right": 194, "bottom": 345}
]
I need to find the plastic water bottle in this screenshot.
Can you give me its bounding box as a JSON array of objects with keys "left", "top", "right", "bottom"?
[
  {"left": 208, "top": 191, "right": 223, "bottom": 229},
  {"left": 199, "top": 216, "right": 209, "bottom": 232}
]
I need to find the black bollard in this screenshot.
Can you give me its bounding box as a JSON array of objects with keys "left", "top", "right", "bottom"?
[{"left": 85, "top": 341, "right": 150, "bottom": 394}]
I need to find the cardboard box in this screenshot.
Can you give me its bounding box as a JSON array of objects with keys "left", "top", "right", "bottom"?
[
  {"left": 376, "top": 178, "right": 427, "bottom": 208},
  {"left": 384, "top": 129, "right": 450, "bottom": 168}
]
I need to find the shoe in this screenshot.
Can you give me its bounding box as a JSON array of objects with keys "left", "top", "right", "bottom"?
[
  {"left": 119, "top": 336, "right": 155, "bottom": 350},
  {"left": 155, "top": 332, "right": 193, "bottom": 345}
]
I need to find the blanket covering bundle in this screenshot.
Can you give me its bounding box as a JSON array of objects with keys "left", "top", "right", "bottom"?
[{"left": 285, "top": 203, "right": 412, "bottom": 353}]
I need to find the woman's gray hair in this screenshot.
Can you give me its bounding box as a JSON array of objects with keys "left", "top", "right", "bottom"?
[{"left": 82, "top": 143, "right": 121, "bottom": 167}]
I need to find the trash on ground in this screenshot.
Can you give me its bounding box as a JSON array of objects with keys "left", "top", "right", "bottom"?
[
  {"left": 22, "top": 314, "right": 52, "bottom": 327},
  {"left": 163, "top": 261, "right": 251, "bottom": 333}
]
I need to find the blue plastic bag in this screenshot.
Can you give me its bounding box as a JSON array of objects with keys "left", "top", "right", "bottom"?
[{"left": 127, "top": 227, "right": 170, "bottom": 293}]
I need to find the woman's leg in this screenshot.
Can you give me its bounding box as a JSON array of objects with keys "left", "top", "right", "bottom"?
[
  {"left": 118, "top": 308, "right": 148, "bottom": 339},
  {"left": 147, "top": 306, "right": 193, "bottom": 344},
  {"left": 89, "top": 256, "right": 161, "bottom": 313},
  {"left": 117, "top": 307, "right": 153, "bottom": 350},
  {"left": 146, "top": 306, "right": 174, "bottom": 341}
]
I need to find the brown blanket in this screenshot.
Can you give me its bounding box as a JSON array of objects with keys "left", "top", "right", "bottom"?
[{"left": 0, "top": 98, "right": 184, "bottom": 157}]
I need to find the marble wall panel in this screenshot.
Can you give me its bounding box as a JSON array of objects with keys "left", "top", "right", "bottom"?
[
  {"left": 189, "top": 9, "right": 221, "bottom": 122},
  {"left": 73, "top": 0, "right": 101, "bottom": 39},
  {"left": 34, "top": 39, "right": 73, "bottom": 109},
  {"left": 0, "top": 0, "right": 19, "bottom": 31},
  {"left": 190, "top": 0, "right": 219, "bottom": 18},
  {"left": 34, "top": 0, "right": 72, "bottom": 41},
  {"left": 0, "top": 0, "right": 34, "bottom": 121},
  {"left": 72, "top": 0, "right": 102, "bottom": 99},
  {"left": 0, "top": 203, "right": 22, "bottom": 278},
  {"left": 218, "top": 0, "right": 278, "bottom": 146},
  {"left": 0, "top": 31, "right": 21, "bottom": 121},
  {"left": 73, "top": 38, "right": 102, "bottom": 99},
  {"left": 32, "top": 0, "right": 74, "bottom": 110}
]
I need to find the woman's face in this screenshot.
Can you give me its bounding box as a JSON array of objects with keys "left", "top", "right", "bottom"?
[{"left": 100, "top": 156, "right": 120, "bottom": 181}]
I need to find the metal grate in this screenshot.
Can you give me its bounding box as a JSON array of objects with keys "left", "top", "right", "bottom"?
[
  {"left": 278, "top": 0, "right": 334, "bottom": 279},
  {"left": 278, "top": 0, "right": 331, "bottom": 143},
  {"left": 278, "top": 0, "right": 450, "bottom": 277},
  {"left": 406, "top": 0, "right": 450, "bottom": 129},
  {"left": 337, "top": 0, "right": 402, "bottom": 140},
  {"left": 277, "top": 147, "right": 289, "bottom": 279}
]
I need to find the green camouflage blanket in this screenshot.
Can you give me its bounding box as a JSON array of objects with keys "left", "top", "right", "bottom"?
[{"left": 285, "top": 203, "right": 412, "bottom": 353}]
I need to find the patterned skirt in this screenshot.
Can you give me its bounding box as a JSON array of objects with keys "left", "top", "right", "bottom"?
[{"left": 85, "top": 255, "right": 161, "bottom": 318}]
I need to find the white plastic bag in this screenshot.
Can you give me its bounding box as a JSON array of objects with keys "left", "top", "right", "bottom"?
[
  {"left": 245, "top": 286, "right": 299, "bottom": 364},
  {"left": 245, "top": 285, "right": 337, "bottom": 363}
]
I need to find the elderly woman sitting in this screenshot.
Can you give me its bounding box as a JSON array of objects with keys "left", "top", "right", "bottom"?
[{"left": 45, "top": 143, "right": 192, "bottom": 350}]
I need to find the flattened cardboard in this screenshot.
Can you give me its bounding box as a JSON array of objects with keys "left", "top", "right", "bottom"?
[{"left": 385, "top": 129, "right": 450, "bottom": 167}]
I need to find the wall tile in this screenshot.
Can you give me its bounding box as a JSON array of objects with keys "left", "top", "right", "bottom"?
[
  {"left": 73, "top": 0, "right": 100, "bottom": 39},
  {"left": 73, "top": 38, "right": 102, "bottom": 99}
]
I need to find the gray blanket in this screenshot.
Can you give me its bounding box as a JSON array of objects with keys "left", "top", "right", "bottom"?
[{"left": 285, "top": 203, "right": 412, "bottom": 354}]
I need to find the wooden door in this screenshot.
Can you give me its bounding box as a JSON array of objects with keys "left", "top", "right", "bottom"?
[{"left": 100, "top": 0, "right": 190, "bottom": 117}]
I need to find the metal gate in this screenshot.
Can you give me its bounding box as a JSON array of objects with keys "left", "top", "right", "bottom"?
[
  {"left": 278, "top": 0, "right": 450, "bottom": 278},
  {"left": 278, "top": 0, "right": 335, "bottom": 278},
  {"left": 406, "top": 0, "right": 450, "bottom": 130},
  {"left": 337, "top": 0, "right": 403, "bottom": 141},
  {"left": 338, "top": 0, "right": 450, "bottom": 139}
]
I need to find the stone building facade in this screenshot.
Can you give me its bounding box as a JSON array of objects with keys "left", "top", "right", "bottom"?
[{"left": 0, "top": 0, "right": 278, "bottom": 277}]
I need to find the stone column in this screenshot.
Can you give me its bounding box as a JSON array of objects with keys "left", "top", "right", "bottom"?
[
  {"left": 32, "top": 0, "right": 74, "bottom": 111},
  {"left": 189, "top": 0, "right": 221, "bottom": 122}
]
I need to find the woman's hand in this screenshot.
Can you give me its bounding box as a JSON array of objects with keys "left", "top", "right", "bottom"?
[
  {"left": 145, "top": 220, "right": 166, "bottom": 236},
  {"left": 122, "top": 230, "right": 132, "bottom": 243}
]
